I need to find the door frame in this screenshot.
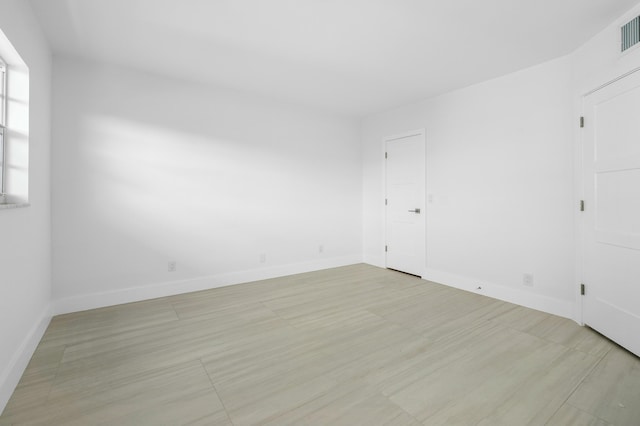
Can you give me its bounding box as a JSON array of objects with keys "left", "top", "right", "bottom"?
[
  {"left": 383, "top": 128, "right": 426, "bottom": 276},
  {"left": 576, "top": 66, "right": 640, "bottom": 325}
]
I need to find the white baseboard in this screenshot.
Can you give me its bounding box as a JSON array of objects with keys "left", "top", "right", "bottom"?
[
  {"left": 53, "top": 255, "right": 363, "bottom": 315},
  {"left": 0, "top": 306, "right": 52, "bottom": 416},
  {"left": 362, "top": 254, "right": 385, "bottom": 268},
  {"left": 423, "top": 268, "right": 574, "bottom": 319}
]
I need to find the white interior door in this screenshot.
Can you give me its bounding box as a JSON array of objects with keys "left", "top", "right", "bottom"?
[
  {"left": 385, "top": 130, "right": 425, "bottom": 276},
  {"left": 582, "top": 71, "right": 640, "bottom": 357}
]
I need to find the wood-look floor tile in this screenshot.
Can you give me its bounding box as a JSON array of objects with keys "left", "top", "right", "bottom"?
[
  {"left": 201, "top": 332, "right": 323, "bottom": 386},
  {"left": 303, "top": 391, "right": 421, "bottom": 426},
  {"left": 211, "top": 347, "right": 343, "bottom": 413},
  {"left": 50, "top": 319, "right": 296, "bottom": 401},
  {"left": 373, "top": 321, "right": 511, "bottom": 396},
  {"left": 475, "top": 348, "right": 599, "bottom": 425},
  {"left": 539, "top": 322, "right": 613, "bottom": 358},
  {"left": 100, "top": 388, "right": 231, "bottom": 426},
  {"left": 1, "top": 264, "right": 637, "bottom": 425},
  {"left": 259, "top": 380, "right": 377, "bottom": 425},
  {"left": 387, "top": 323, "right": 601, "bottom": 425},
  {"left": 226, "top": 374, "right": 338, "bottom": 426},
  {"left": 494, "top": 309, "right": 613, "bottom": 358},
  {"left": 3, "top": 360, "right": 217, "bottom": 425},
  {"left": 40, "top": 297, "right": 179, "bottom": 349},
  {"left": 326, "top": 333, "right": 432, "bottom": 385},
  {"left": 567, "top": 344, "right": 640, "bottom": 425},
  {"left": 371, "top": 286, "right": 516, "bottom": 342},
  {"left": 0, "top": 344, "right": 65, "bottom": 420},
  {"left": 546, "top": 404, "right": 612, "bottom": 426}
]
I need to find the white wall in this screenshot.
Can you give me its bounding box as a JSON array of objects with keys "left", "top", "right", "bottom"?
[
  {"left": 51, "top": 57, "right": 362, "bottom": 313},
  {"left": 362, "top": 1, "right": 640, "bottom": 322},
  {"left": 573, "top": 3, "right": 640, "bottom": 96},
  {"left": 570, "top": 3, "right": 640, "bottom": 321},
  {"left": 1, "top": 0, "right": 639, "bottom": 415},
  {"left": 362, "top": 56, "right": 576, "bottom": 318},
  {"left": 0, "top": 0, "right": 52, "bottom": 414}
]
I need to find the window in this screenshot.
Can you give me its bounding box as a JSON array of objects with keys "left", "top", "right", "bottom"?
[
  {"left": 0, "top": 28, "right": 29, "bottom": 207},
  {"left": 0, "top": 56, "right": 5, "bottom": 198}
]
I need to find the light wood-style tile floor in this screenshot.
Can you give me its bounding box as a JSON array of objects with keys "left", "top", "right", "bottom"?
[{"left": 2, "top": 264, "right": 639, "bottom": 425}]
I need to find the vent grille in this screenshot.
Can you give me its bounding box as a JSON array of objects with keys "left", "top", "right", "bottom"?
[{"left": 622, "top": 16, "right": 640, "bottom": 52}]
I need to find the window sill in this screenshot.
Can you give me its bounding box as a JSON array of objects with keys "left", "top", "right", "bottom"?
[{"left": 0, "top": 202, "right": 30, "bottom": 210}]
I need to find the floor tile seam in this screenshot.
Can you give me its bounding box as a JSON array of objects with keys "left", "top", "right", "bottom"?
[
  {"left": 166, "top": 300, "right": 182, "bottom": 321},
  {"left": 170, "top": 302, "right": 258, "bottom": 322},
  {"left": 543, "top": 345, "right": 612, "bottom": 423},
  {"left": 320, "top": 325, "right": 426, "bottom": 368},
  {"left": 379, "top": 343, "right": 480, "bottom": 403},
  {"left": 281, "top": 306, "right": 380, "bottom": 327},
  {"left": 415, "top": 353, "right": 549, "bottom": 426},
  {"left": 295, "top": 310, "right": 428, "bottom": 360},
  {"left": 44, "top": 344, "right": 67, "bottom": 404},
  {"left": 485, "top": 318, "right": 574, "bottom": 349},
  {"left": 264, "top": 382, "right": 422, "bottom": 425},
  {"left": 254, "top": 299, "right": 355, "bottom": 342},
  {"left": 255, "top": 282, "right": 385, "bottom": 304},
  {"left": 48, "top": 357, "right": 212, "bottom": 408},
  {"left": 256, "top": 300, "right": 302, "bottom": 330},
  {"left": 235, "top": 375, "right": 346, "bottom": 426},
  {"left": 204, "top": 315, "right": 432, "bottom": 406},
  {"left": 486, "top": 318, "right": 613, "bottom": 359},
  {"left": 379, "top": 392, "right": 423, "bottom": 425},
  {"left": 248, "top": 384, "right": 348, "bottom": 425},
  {"left": 198, "top": 359, "right": 236, "bottom": 426},
  {"left": 362, "top": 308, "right": 432, "bottom": 340},
  {"left": 216, "top": 369, "right": 345, "bottom": 424},
  {"left": 464, "top": 344, "right": 596, "bottom": 425},
  {"left": 360, "top": 283, "right": 446, "bottom": 312},
  {"left": 477, "top": 304, "right": 520, "bottom": 322},
  {"left": 559, "top": 402, "right": 612, "bottom": 425},
  {"left": 414, "top": 315, "right": 536, "bottom": 350},
  {"left": 390, "top": 329, "right": 583, "bottom": 422},
  {"left": 205, "top": 301, "right": 337, "bottom": 402},
  {"left": 259, "top": 289, "right": 403, "bottom": 316},
  {"left": 368, "top": 297, "right": 498, "bottom": 328},
  {"left": 50, "top": 317, "right": 187, "bottom": 355},
  {"left": 537, "top": 335, "right": 611, "bottom": 358},
  {"left": 59, "top": 313, "right": 294, "bottom": 363}
]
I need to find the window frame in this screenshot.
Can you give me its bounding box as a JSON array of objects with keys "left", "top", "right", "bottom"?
[{"left": 0, "top": 56, "right": 6, "bottom": 196}]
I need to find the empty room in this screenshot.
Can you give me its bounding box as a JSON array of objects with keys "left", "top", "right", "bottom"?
[{"left": 2, "top": 0, "right": 640, "bottom": 424}]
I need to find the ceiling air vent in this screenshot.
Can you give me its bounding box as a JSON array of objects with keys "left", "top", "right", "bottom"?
[{"left": 621, "top": 16, "right": 640, "bottom": 52}]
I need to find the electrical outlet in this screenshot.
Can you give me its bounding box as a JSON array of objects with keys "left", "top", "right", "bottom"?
[
  {"left": 319, "top": 244, "right": 324, "bottom": 254},
  {"left": 523, "top": 273, "right": 534, "bottom": 287},
  {"left": 168, "top": 261, "right": 176, "bottom": 272},
  {"left": 260, "top": 253, "right": 266, "bottom": 263}
]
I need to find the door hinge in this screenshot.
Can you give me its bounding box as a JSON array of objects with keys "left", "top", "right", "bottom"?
[
  {"left": 385, "top": 245, "right": 388, "bottom": 252},
  {"left": 385, "top": 152, "right": 388, "bottom": 159},
  {"left": 580, "top": 200, "right": 585, "bottom": 212},
  {"left": 581, "top": 283, "right": 586, "bottom": 296},
  {"left": 580, "top": 116, "right": 585, "bottom": 128}
]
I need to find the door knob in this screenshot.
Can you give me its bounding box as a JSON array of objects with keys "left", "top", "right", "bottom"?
[{"left": 408, "top": 208, "right": 421, "bottom": 213}]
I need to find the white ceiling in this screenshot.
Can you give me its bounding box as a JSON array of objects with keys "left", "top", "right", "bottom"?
[{"left": 29, "top": 0, "right": 640, "bottom": 117}]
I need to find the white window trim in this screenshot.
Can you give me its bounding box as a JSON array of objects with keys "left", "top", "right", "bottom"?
[{"left": 0, "top": 56, "right": 6, "bottom": 198}]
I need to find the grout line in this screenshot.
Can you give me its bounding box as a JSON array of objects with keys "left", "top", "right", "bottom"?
[
  {"left": 44, "top": 345, "right": 67, "bottom": 403},
  {"left": 543, "top": 345, "right": 612, "bottom": 425},
  {"left": 199, "top": 359, "right": 236, "bottom": 426},
  {"left": 168, "top": 301, "right": 182, "bottom": 321},
  {"left": 565, "top": 402, "right": 612, "bottom": 425},
  {"left": 384, "top": 393, "right": 423, "bottom": 425}
]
